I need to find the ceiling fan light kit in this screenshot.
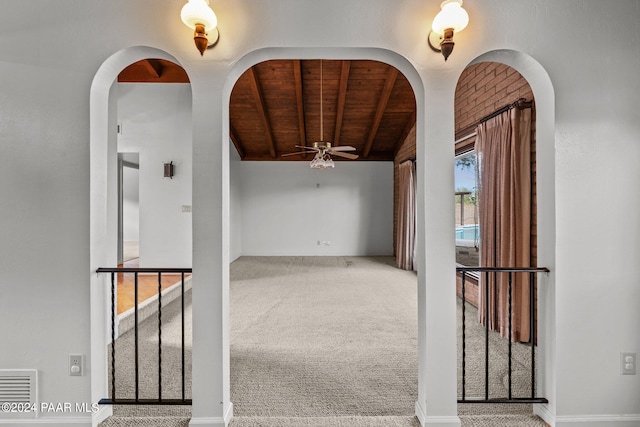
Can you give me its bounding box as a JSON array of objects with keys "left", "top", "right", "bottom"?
[{"left": 310, "top": 153, "right": 335, "bottom": 169}]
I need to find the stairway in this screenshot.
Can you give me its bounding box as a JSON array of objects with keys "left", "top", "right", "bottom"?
[{"left": 230, "top": 416, "right": 421, "bottom": 426}]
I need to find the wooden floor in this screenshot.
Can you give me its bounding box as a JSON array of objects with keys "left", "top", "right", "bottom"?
[{"left": 116, "top": 258, "right": 190, "bottom": 314}]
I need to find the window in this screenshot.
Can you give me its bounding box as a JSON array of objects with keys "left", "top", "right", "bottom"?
[{"left": 454, "top": 150, "right": 479, "bottom": 267}]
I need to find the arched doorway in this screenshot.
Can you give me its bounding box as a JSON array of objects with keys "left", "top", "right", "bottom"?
[
  {"left": 89, "top": 46, "right": 555, "bottom": 427},
  {"left": 220, "top": 48, "right": 457, "bottom": 426},
  {"left": 227, "top": 58, "right": 418, "bottom": 418},
  {"left": 454, "top": 50, "right": 556, "bottom": 424},
  {"left": 89, "top": 46, "right": 192, "bottom": 424}
]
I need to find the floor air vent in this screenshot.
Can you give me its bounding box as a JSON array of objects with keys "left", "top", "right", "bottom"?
[{"left": 0, "top": 370, "right": 37, "bottom": 418}]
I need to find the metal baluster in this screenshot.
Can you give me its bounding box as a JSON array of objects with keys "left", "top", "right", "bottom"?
[
  {"left": 110, "top": 272, "right": 116, "bottom": 402},
  {"left": 530, "top": 271, "right": 536, "bottom": 399},
  {"left": 461, "top": 271, "right": 467, "bottom": 400},
  {"left": 158, "top": 272, "right": 163, "bottom": 402},
  {"left": 97, "top": 267, "right": 194, "bottom": 405},
  {"left": 181, "top": 271, "right": 186, "bottom": 402},
  {"left": 508, "top": 271, "right": 513, "bottom": 400},
  {"left": 134, "top": 272, "right": 139, "bottom": 402},
  {"left": 485, "top": 270, "right": 490, "bottom": 401}
]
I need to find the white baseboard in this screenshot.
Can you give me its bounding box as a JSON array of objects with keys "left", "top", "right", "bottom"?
[
  {"left": 535, "top": 403, "right": 555, "bottom": 425},
  {"left": 188, "top": 417, "right": 227, "bottom": 426},
  {"left": 423, "top": 417, "right": 462, "bottom": 426},
  {"left": 535, "top": 405, "right": 640, "bottom": 427},
  {"left": 91, "top": 404, "right": 112, "bottom": 427},
  {"left": 415, "top": 400, "right": 427, "bottom": 425},
  {"left": 225, "top": 402, "right": 233, "bottom": 425},
  {"left": 556, "top": 415, "right": 640, "bottom": 427},
  {"left": 415, "top": 400, "right": 461, "bottom": 427},
  {"left": 189, "top": 403, "right": 233, "bottom": 427}
]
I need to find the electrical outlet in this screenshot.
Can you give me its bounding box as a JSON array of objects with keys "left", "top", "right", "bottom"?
[
  {"left": 621, "top": 352, "right": 636, "bottom": 375},
  {"left": 69, "top": 354, "right": 83, "bottom": 376}
]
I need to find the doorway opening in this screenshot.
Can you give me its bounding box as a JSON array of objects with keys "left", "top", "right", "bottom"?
[
  {"left": 227, "top": 58, "right": 419, "bottom": 420},
  {"left": 453, "top": 54, "right": 555, "bottom": 426},
  {"left": 119, "top": 152, "right": 139, "bottom": 264},
  {"left": 90, "top": 49, "right": 194, "bottom": 421}
]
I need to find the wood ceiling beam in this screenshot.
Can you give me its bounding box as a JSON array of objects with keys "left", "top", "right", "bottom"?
[
  {"left": 229, "top": 125, "right": 245, "bottom": 159},
  {"left": 333, "top": 60, "right": 351, "bottom": 147},
  {"left": 363, "top": 67, "right": 399, "bottom": 158},
  {"left": 117, "top": 59, "right": 189, "bottom": 83},
  {"left": 393, "top": 110, "right": 417, "bottom": 159},
  {"left": 293, "top": 60, "right": 307, "bottom": 157},
  {"left": 141, "top": 59, "right": 162, "bottom": 79},
  {"left": 247, "top": 67, "right": 277, "bottom": 159}
]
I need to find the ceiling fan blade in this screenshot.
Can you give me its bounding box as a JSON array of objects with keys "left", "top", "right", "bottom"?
[
  {"left": 282, "top": 151, "right": 315, "bottom": 157},
  {"left": 295, "top": 145, "right": 319, "bottom": 151},
  {"left": 330, "top": 151, "right": 359, "bottom": 160},
  {"left": 329, "top": 145, "right": 356, "bottom": 152}
]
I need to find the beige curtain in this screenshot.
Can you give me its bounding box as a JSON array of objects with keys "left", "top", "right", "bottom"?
[
  {"left": 396, "top": 160, "right": 416, "bottom": 270},
  {"left": 476, "top": 107, "right": 532, "bottom": 342}
]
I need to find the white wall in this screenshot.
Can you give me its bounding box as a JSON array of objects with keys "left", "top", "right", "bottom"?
[
  {"left": 238, "top": 161, "right": 393, "bottom": 256},
  {"left": 229, "top": 140, "right": 243, "bottom": 261},
  {"left": 117, "top": 83, "right": 192, "bottom": 267}
]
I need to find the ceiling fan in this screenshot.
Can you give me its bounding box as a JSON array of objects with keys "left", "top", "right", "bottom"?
[
  {"left": 282, "top": 59, "right": 359, "bottom": 168},
  {"left": 283, "top": 142, "right": 358, "bottom": 159}
]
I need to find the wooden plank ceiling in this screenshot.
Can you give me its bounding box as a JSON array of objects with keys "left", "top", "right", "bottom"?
[{"left": 119, "top": 59, "right": 416, "bottom": 162}]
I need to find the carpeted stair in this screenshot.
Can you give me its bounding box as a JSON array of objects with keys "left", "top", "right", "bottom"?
[
  {"left": 99, "top": 416, "right": 190, "bottom": 427},
  {"left": 230, "top": 416, "right": 421, "bottom": 426}
]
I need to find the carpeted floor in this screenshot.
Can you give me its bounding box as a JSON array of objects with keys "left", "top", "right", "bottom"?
[
  {"left": 100, "top": 256, "right": 547, "bottom": 427},
  {"left": 230, "top": 256, "right": 418, "bottom": 417}
]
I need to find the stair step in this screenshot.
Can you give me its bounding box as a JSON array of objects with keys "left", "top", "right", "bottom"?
[
  {"left": 99, "top": 416, "right": 190, "bottom": 427},
  {"left": 100, "top": 414, "right": 548, "bottom": 427},
  {"left": 230, "top": 416, "right": 420, "bottom": 426},
  {"left": 100, "top": 415, "right": 420, "bottom": 427},
  {"left": 459, "top": 414, "right": 548, "bottom": 426}
]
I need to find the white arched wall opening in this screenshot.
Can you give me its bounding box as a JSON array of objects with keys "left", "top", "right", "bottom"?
[
  {"left": 88, "top": 45, "right": 556, "bottom": 427},
  {"left": 89, "top": 46, "right": 190, "bottom": 426},
  {"left": 462, "top": 49, "right": 556, "bottom": 424},
  {"left": 220, "top": 47, "right": 459, "bottom": 427}
]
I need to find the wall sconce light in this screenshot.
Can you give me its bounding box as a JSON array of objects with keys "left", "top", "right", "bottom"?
[
  {"left": 428, "top": 0, "right": 469, "bottom": 61},
  {"left": 181, "top": 0, "right": 219, "bottom": 56},
  {"left": 163, "top": 161, "right": 175, "bottom": 179}
]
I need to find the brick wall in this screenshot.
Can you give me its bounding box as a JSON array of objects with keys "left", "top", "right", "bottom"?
[
  {"left": 393, "top": 62, "right": 537, "bottom": 272},
  {"left": 454, "top": 62, "right": 537, "bottom": 306},
  {"left": 455, "top": 63, "right": 534, "bottom": 134},
  {"left": 455, "top": 62, "right": 537, "bottom": 269}
]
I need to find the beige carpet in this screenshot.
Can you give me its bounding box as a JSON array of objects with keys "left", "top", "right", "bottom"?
[
  {"left": 230, "top": 256, "right": 417, "bottom": 417},
  {"left": 101, "top": 256, "right": 547, "bottom": 427}
]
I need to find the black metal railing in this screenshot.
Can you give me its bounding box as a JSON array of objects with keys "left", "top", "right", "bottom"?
[
  {"left": 96, "top": 267, "right": 192, "bottom": 405},
  {"left": 456, "top": 266, "right": 549, "bottom": 404}
]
